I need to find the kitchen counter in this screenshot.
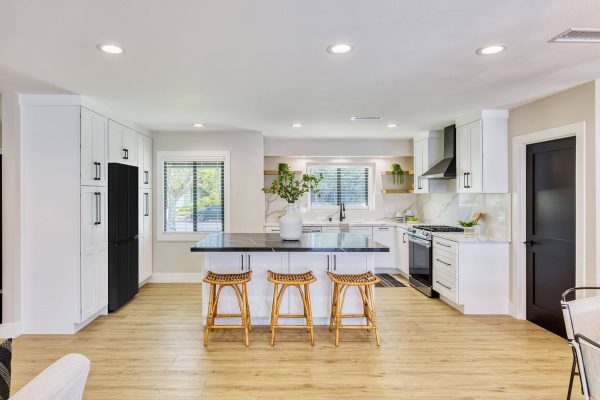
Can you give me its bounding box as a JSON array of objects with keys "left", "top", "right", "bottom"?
[
  {"left": 191, "top": 232, "right": 389, "bottom": 252},
  {"left": 431, "top": 232, "right": 509, "bottom": 243},
  {"left": 263, "top": 219, "right": 401, "bottom": 227}
]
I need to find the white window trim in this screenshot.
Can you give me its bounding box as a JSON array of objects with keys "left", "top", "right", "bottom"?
[
  {"left": 307, "top": 163, "right": 375, "bottom": 210},
  {"left": 156, "top": 150, "right": 231, "bottom": 241}
]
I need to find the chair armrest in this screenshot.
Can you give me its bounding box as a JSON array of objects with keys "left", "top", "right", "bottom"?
[
  {"left": 10, "top": 354, "right": 90, "bottom": 400},
  {"left": 562, "top": 287, "right": 600, "bottom": 302}
]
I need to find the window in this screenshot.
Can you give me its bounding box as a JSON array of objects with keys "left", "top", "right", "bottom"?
[
  {"left": 157, "top": 151, "right": 230, "bottom": 240},
  {"left": 309, "top": 165, "right": 372, "bottom": 209}
]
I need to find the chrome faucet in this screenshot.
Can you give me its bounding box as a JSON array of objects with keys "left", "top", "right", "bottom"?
[{"left": 339, "top": 202, "right": 346, "bottom": 222}]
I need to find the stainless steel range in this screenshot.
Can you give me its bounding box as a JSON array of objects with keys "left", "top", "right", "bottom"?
[{"left": 406, "top": 225, "right": 463, "bottom": 297}]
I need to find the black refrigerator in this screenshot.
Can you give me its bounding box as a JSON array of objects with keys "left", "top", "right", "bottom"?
[{"left": 108, "top": 163, "right": 139, "bottom": 312}]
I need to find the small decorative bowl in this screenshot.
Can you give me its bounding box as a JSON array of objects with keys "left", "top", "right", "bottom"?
[{"left": 463, "top": 226, "right": 480, "bottom": 236}]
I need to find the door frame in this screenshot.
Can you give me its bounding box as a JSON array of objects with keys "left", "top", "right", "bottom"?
[{"left": 511, "top": 121, "right": 586, "bottom": 319}]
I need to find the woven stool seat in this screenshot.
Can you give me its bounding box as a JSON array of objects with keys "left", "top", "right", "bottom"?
[
  {"left": 203, "top": 271, "right": 252, "bottom": 285},
  {"left": 327, "top": 271, "right": 380, "bottom": 286},
  {"left": 268, "top": 271, "right": 317, "bottom": 285}
]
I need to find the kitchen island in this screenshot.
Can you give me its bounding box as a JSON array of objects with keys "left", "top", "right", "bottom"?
[{"left": 191, "top": 233, "right": 388, "bottom": 325}]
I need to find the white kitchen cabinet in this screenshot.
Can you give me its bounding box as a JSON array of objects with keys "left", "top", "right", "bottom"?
[
  {"left": 80, "top": 186, "right": 108, "bottom": 321},
  {"left": 456, "top": 111, "right": 508, "bottom": 193},
  {"left": 288, "top": 252, "right": 331, "bottom": 318},
  {"left": 349, "top": 226, "right": 373, "bottom": 238},
  {"left": 322, "top": 226, "right": 341, "bottom": 233},
  {"left": 395, "top": 227, "right": 409, "bottom": 276},
  {"left": 373, "top": 226, "right": 396, "bottom": 269},
  {"left": 413, "top": 131, "right": 446, "bottom": 193},
  {"left": 138, "top": 189, "right": 153, "bottom": 284},
  {"left": 246, "top": 252, "right": 285, "bottom": 319},
  {"left": 108, "top": 120, "right": 138, "bottom": 166},
  {"left": 80, "top": 108, "right": 108, "bottom": 187},
  {"left": 431, "top": 235, "right": 509, "bottom": 314},
  {"left": 138, "top": 134, "right": 153, "bottom": 188}
]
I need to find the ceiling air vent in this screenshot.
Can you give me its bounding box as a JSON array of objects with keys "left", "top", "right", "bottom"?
[
  {"left": 550, "top": 28, "right": 600, "bottom": 43},
  {"left": 350, "top": 116, "right": 382, "bottom": 121}
]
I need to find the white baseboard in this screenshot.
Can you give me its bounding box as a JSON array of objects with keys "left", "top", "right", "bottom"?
[
  {"left": 0, "top": 322, "right": 22, "bottom": 339},
  {"left": 149, "top": 273, "right": 203, "bottom": 283}
]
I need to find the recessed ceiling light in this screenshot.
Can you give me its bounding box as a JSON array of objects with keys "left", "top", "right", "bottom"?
[
  {"left": 327, "top": 43, "right": 353, "bottom": 55},
  {"left": 475, "top": 44, "right": 507, "bottom": 55},
  {"left": 97, "top": 43, "right": 124, "bottom": 54},
  {"left": 291, "top": 123, "right": 303, "bottom": 128},
  {"left": 351, "top": 116, "right": 382, "bottom": 121},
  {"left": 193, "top": 123, "right": 205, "bottom": 128},
  {"left": 387, "top": 123, "right": 398, "bottom": 128}
]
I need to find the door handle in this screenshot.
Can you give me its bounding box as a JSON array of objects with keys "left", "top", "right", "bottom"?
[{"left": 523, "top": 240, "right": 538, "bottom": 246}]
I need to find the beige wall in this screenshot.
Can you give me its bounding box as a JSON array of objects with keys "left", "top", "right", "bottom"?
[
  {"left": 152, "top": 131, "right": 264, "bottom": 274},
  {"left": 508, "top": 81, "right": 597, "bottom": 293}
]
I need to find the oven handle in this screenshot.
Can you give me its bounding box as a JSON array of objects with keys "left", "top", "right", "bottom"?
[{"left": 407, "top": 236, "right": 431, "bottom": 248}]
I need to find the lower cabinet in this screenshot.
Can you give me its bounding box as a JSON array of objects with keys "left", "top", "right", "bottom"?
[
  {"left": 80, "top": 186, "right": 108, "bottom": 322},
  {"left": 138, "top": 189, "right": 153, "bottom": 284},
  {"left": 395, "top": 227, "right": 409, "bottom": 276},
  {"left": 432, "top": 235, "right": 509, "bottom": 314},
  {"left": 373, "top": 226, "right": 395, "bottom": 268},
  {"left": 202, "top": 251, "right": 371, "bottom": 324}
]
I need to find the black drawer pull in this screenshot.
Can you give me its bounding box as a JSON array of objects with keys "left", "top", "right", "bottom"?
[
  {"left": 435, "top": 258, "right": 451, "bottom": 266},
  {"left": 436, "top": 280, "right": 451, "bottom": 291},
  {"left": 435, "top": 241, "right": 452, "bottom": 248}
]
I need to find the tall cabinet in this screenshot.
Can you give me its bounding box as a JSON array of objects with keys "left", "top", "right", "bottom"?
[
  {"left": 20, "top": 96, "right": 152, "bottom": 334},
  {"left": 413, "top": 130, "right": 446, "bottom": 193},
  {"left": 138, "top": 133, "right": 153, "bottom": 283}
]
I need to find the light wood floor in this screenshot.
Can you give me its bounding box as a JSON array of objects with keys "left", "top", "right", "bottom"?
[{"left": 11, "top": 283, "right": 580, "bottom": 399}]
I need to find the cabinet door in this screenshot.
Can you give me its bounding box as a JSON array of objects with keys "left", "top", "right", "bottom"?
[
  {"left": 107, "top": 120, "right": 124, "bottom": 163},
  {"left": 81, "top": 108, "right": 108, "bottom": 186},
  {"left": 80, "top": 188, "right": 97, "bottom": 321},
  {"left": 468, "top": 120, "right": 482, "bottom": 192},
  {"left": 138, "top": 189, "right": 152, "bottom": 283},
  {"left": 401, "top": 229, "right": 410, "bottom": 275},
  {"left": 322, "top": 226, "right": 340, "bottom": 233},
  {"left": 414, "top": 141, "right": 423, "bottom": 193},
  {"left": 122, "top": 127, "right": 138, "bottom": 166},
  {"left": 247, "top": 252, "right": 285, "bottom": 318},
  {"left": 456, "top": 124, "right": 469, "bottom": 192},
  {"left": 94, "top": 246, "right": 109, "bottom": 310},
  {"left": 331, "top": 253, "right": 368, "bottom": 315},
  {"left": 138, "top": 134, "right": 152, "bottom": 188},
  {"left": 373, "top": 227, "right": 395, "bottom": 268},
  {"left": 288, "top": 252, "right": 330, "bottom": 318}
]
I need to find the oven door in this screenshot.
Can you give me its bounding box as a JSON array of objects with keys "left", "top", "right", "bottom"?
[{"left": 408, "top": 236, "right": 432, "bottom": 285}]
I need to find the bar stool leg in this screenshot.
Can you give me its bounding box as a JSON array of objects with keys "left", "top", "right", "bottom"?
[
  {"left": 304, "top": 283, "right": 314, "bottom": 346},
  {"left": 367, "top": 285, "right": 380, "bottom": 347},
  {"left": 329, "top": 282, "right": 338, "bottom": 332},
  {"left": 335, "top": 284, "right": 343, "bottom": 347},
  {"left": 271, "top": 284, "right": 287, "bottom": 346},
  {"left": 239, "top": 284, "right": 250, "bottom": 347},
  {"left": 269, "top": 282, "right": 278, "bottom": 333},
  {"left": 204, "top": 283, "right": 216, "bottom": 347},
  {"left": 242, "top": 282, "right": 252, "bottom": 332}
]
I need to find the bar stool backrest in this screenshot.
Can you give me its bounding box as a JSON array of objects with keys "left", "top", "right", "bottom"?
[
  {"left": 562, "top": 289, "right": 600, "bottom": 343},
  {"left": 575, "top": 334, "right": 600, "bottom": 400}
]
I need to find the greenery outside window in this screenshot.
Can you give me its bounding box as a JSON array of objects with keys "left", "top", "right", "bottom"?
[{"left": 308, "top": 164, "right": 373, "bottom": 210}]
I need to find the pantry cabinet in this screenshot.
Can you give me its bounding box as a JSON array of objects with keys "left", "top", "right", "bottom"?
[
  {"left": 413, "top": 131, "right": 446, "bottom": 193},
  {"left": 108, "top": 120, "right": 138, "bottom": 166},
  {"left": 456, "top": 111, "right": 508, "bottom": 193},
  {"left": 138, "top": 189, "right": 153, "bottom": 284},
  {"left": 138, "top": 134, "right": 152, "bottom": 188}
]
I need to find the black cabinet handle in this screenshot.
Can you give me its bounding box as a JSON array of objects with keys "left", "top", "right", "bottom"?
[
  {"left": 144, "top": 171, "right": 149, "bottom": 185},
  {"left": 94, "top": 192, "right": 101, "bottom": 225},
  {"left": 436, "top": 280, "right": 451, "bottom": 290},
  {"left": 465, "top": 172, "right": 471, "bottom": 189},
  {"left": 123, "top": 148, "right": 129, "bottom": 160},
  {"left": 402, "top": 232, "right": 406, "bottom": 243},
  {"left": 94, "top": 162, "right": 101, "bottom": 180},
  {"left": 463, "top": 173, "right": 466, "bottom": 188},
  {"left": 435, "top": 241, "right": 452, "bottom": 248},
  {"left": 326, "top": 255, "right": 330, "bottom": 271},
  {"left": 241, "top": 254, "right": 244, "bottom": 271},
  {"left": 333, "top": 255, "right": 337, "bottom": 271},
  {"left": 247, "top": 254, "right": 251, "bottom": 271},
  {"left": 435, "top": 258, "right": 451, "bottom": 266},
  {"left": 144, "top": 193, "right": 149, "bottom": 217}
]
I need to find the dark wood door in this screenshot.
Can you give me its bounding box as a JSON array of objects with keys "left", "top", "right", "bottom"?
[{"left": 526, "top": 137, "right": 576, "bottom": 338}]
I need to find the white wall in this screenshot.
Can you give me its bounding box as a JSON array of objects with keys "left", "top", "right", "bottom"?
[{"left": 152, "top": 131, "right": 264, "bottom": 275}]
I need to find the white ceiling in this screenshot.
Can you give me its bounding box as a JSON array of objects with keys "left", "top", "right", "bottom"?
[{"left": 0, "top": 0, "right": 599, "bottom": 138}]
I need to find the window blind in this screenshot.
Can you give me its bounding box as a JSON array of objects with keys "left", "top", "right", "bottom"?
[
  {"left": 163, "top": 161, "right": 225, "bottom": 233},
  {"left": 309, "top": 166, "right": 369, "bottom": 208}
]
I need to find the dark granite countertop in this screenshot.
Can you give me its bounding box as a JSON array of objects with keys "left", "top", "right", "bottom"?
[{"left": 190, "top": 233, "right": 389, "bottom": 252}]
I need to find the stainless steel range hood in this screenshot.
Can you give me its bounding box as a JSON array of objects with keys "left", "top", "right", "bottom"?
[{"left": 421, "top": 125, "right": 456, "bottom": 179}]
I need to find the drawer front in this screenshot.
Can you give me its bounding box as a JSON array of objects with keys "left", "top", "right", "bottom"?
[
  {"left": 432, "top": 251, "right": 457, "bottom": 278},
  {"left": 432, "top": 269, "right": 457, "bottom": 302},
  {"left": 350, "top": 227, "right": 373, "bottom": 237},
  {"left": 432, "top": 236, "right": 457, "bottom": 254}
]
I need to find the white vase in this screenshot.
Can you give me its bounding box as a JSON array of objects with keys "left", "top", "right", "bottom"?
[{"left": 279, "top": 203, "right": 303, "bottom": 240}]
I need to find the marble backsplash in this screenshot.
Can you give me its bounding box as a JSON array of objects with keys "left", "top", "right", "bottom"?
[{"left": 414, "top": 193, "right": 511, "bottom": 240}]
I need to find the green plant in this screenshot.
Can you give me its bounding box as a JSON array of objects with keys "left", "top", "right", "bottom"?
[
  {"left": 278, "top": 163, "right": 289, "bottom": 174},
  {"left": 391, "top": 163, "right": 404, "bottom": 185},
  {"left": 458, "top": 213, "right": 482, "bottom": 227},
  {"left": 263, "top": 168, "right": 323, "bottom": 204}
]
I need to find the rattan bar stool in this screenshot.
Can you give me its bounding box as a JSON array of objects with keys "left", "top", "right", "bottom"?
[
  {"left": 328, "top": 271, "right": 381, "bottom": 347},
  {"left": 203, "top": 271, "right": 252, "bottom": 347},
  {"left": 268, "top": 270, "right": 317, "bottom": 346}
]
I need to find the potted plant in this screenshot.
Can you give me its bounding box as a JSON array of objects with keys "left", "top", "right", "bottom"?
[
  {"left": 390, "top": 163, "right": 405, "bottom": 185},
  {"left": 458, "top": 213, "right": 482, "bottom": 236},
  {"left": 262, "top": 169, "right": 322, "bottom": 240}
]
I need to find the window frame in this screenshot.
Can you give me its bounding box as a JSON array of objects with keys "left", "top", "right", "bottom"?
[
  {"left": 156, "top": 151, "right": 231, "bottom": 241},
  {"left": 307, "top": 163, "right": 375, "bottom": 210}
]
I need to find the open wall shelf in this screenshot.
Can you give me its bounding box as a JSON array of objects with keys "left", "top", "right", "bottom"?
[{"left": 264, "top": 169, "right": 302, "bottom": 175}]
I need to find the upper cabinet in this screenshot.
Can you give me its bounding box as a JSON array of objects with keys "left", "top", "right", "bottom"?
[
  {"left": 81, "top": 108, "right": 108, "bottom": 187},
  {"left": 456, "top": 110, "right": 508, "bottom": 193},
  {"left": 138, "top": 134, "right": 153, "bottom": 188},
  {"left": 108, "top": 120, "right": 138, "bottom": 166},
  {"left": 413, "top": 131, "right": 447, "bottom": 193}
]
